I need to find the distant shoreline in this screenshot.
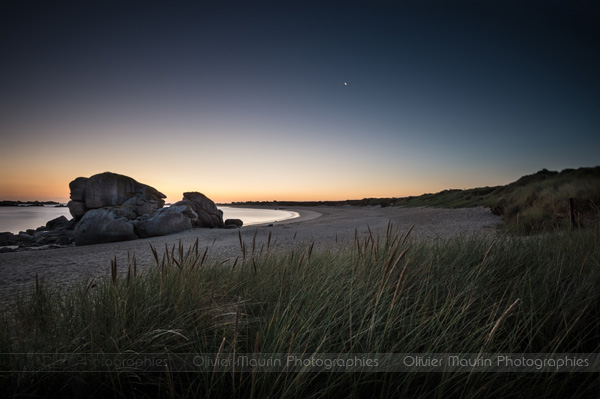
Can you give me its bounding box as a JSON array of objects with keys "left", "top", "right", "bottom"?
[{"left": 0, "top": 200, "right": 61, "bottom": 207}]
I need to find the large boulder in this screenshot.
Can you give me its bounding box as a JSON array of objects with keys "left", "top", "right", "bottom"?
[
  {"left": 74, "top": 209, "right": 137, "bottom": 246},
  {"left": 172, "top": 192, "right": 224, "bottom": 228},
  {"left": 135, "top": 206, "right": 196, "bottom": 238},
  {"left": 84, "top": 172, "right": 166, "bottom": 211},
  {"left": 67, "top": 172, "right": 166, "bottom": 220},
  {"left": 68, "top": 177, "right": 89, "bottom": 219}
]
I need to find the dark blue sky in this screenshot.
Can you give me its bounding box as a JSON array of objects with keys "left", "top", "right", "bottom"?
[{"left": 1, "top": 0, "right": 599, "bottom": 201}]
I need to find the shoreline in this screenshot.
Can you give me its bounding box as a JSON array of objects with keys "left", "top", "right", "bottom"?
[
  {"left": 224, "top": 204, "right": 322, "bottom": 226},
  {"left": 0, "top": 206, "right": 500, "bottom": 305},
  {"left": 0, "top": 204, "right": 303, "bottom": 236}
]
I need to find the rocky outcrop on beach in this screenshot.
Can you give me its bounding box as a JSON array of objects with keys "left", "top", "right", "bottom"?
[
  {"left": 0, "top": 172, "right": 228, "bottom": 250},
  {"left": 172, "top": 192, "right": 224, "bottom": 228},
  {"left": 69, "top": 172, "right": 226, "bottom": 246},
  {"left": 0, "top": 215, "right": 76, "bottom": 252},
  {"left": 67, "top": 172, "right": 166, "bottom": 220},
  {"left": 33, "top": 216, "right": 74, "bottom": 246},
  {"left": 67, "top": 172, "right": 173, "bottom": 245}
]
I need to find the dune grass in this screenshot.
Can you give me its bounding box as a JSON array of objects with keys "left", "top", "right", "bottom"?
[
  {"left": 365, "top": 167, "right": 600, "bottom": 234},
  {"left": 1, "top": 224, "right": 600, "bottom": 398}
]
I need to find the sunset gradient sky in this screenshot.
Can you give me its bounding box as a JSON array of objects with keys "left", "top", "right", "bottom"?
[{"left": 1, "top": 0, "right": 599, "bottom": 203}]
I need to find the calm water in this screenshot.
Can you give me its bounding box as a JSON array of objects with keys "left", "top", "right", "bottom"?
[
  {"left": 0, "top": 206, "right": 72, "bottom": 234},
  {"left": 0, "top": 205, "right": 298, "bottom": 234},
  {"left": 218, "top": 206, "right": 299, "bottom": 226}
]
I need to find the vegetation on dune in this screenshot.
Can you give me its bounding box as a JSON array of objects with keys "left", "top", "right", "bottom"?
[
  {"left": 1, "top": 225, "right": 599, "bottom": 398},
  {"left": 235, "top": 166, "right": 600, "bottom": 234},
  {"left": 396, "top": 167, "right": 600, "bottom": 233}
]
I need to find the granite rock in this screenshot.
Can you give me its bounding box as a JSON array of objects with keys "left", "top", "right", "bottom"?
[
  {"left": 69, "top": 177, "right": 88, "bottom": 201},
  {"left": 225, "top": 219, "right": 243, "bottom": 227},
  {"left": 135, "top": 207, "right": 194, "bottom": 238},
  {"left": 74, "top": 208, "right": 137, "bottom": 246},
  {"left": 68, "top": 200, "right": 88, "bottom": 220},
  {"left": 46, "top": 215, "right": 70, "bottom": 230},
  {"left": 173, "top": 192, "right": 224, "bottom": 228},
  {"left": 83, "top": 172, "right": 166, "bottom": 210}
]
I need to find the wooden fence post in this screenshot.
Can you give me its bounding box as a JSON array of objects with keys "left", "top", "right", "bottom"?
[{"left": 569, "top": 197, "right": 575, "bottom": 231}]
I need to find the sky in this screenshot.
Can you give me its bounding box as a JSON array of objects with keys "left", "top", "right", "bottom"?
[{"left": 1, "top": 0, "right": 599, "bottom": 203}]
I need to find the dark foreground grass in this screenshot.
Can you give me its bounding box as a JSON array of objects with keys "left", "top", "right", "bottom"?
[{"left": 1, "top": 225, "right": 600, "bottom": 398}]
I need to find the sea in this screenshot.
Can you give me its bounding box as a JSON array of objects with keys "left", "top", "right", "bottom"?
[{"left": 0, "top": 205, "right": 299, "bottom": 234}]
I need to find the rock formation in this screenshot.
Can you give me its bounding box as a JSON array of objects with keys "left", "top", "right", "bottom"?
[
  {"left": 67, "top": 173, "right": 227, "bottom": 245},
  {"left": 0, "top": 172, "right": 233, "bottom": 250},
  {"left": 172, "top": 192, "right": 224, "bottom": 228},
  {"left": 68, "top": 172, "right": 166, "bottom": 220},
  {"left": 0, "top": 215, "right": 76, "bottom": 252}
]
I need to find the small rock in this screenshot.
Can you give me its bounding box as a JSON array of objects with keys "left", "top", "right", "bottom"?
[
  {"left": 17, "top": 232, "right": 34, "bottom": 244},
  {"left": 0, "top": 232, "right": 17, "bottom": 246},
  {"left": 225, "top": 219, "right": 243, "bottom": 227},
  {"left": 34, "top": 230, "right": 73, "bottom": 245},
  {"left": 46, "top": 215, "right": 70, "bottom": 230}
]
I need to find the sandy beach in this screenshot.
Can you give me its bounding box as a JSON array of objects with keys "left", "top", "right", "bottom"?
[{"left": 0, "top": 205, "right": 500, "bottom": 304}]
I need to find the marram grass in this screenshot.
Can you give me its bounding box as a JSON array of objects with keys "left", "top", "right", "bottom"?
[{"left": 1, "top": 225, "right": 599, "bottom": 398}]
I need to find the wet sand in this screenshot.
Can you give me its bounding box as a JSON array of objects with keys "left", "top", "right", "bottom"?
[{"left": 0, "top": 206, "right": 501, "bottom": 304}]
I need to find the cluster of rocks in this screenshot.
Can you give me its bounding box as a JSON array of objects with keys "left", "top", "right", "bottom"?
[
  {"left": 1, "top": 172, "right": 243, "bottom": 251},
  {"left": 0, "top": 215, "right": 75, "bottom": 252}
]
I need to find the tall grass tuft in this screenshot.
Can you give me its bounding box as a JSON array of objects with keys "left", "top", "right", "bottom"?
[{"left": 1, "top": 225, "right": 599, "bottom": 398}]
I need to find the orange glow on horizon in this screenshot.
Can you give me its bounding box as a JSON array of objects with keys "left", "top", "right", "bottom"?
[
  {"left": 0, "top": 175, "right": 481, "bottom": 205},
  {"left": 0, "top": 137, "right": 518, "bottom": 205}
]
